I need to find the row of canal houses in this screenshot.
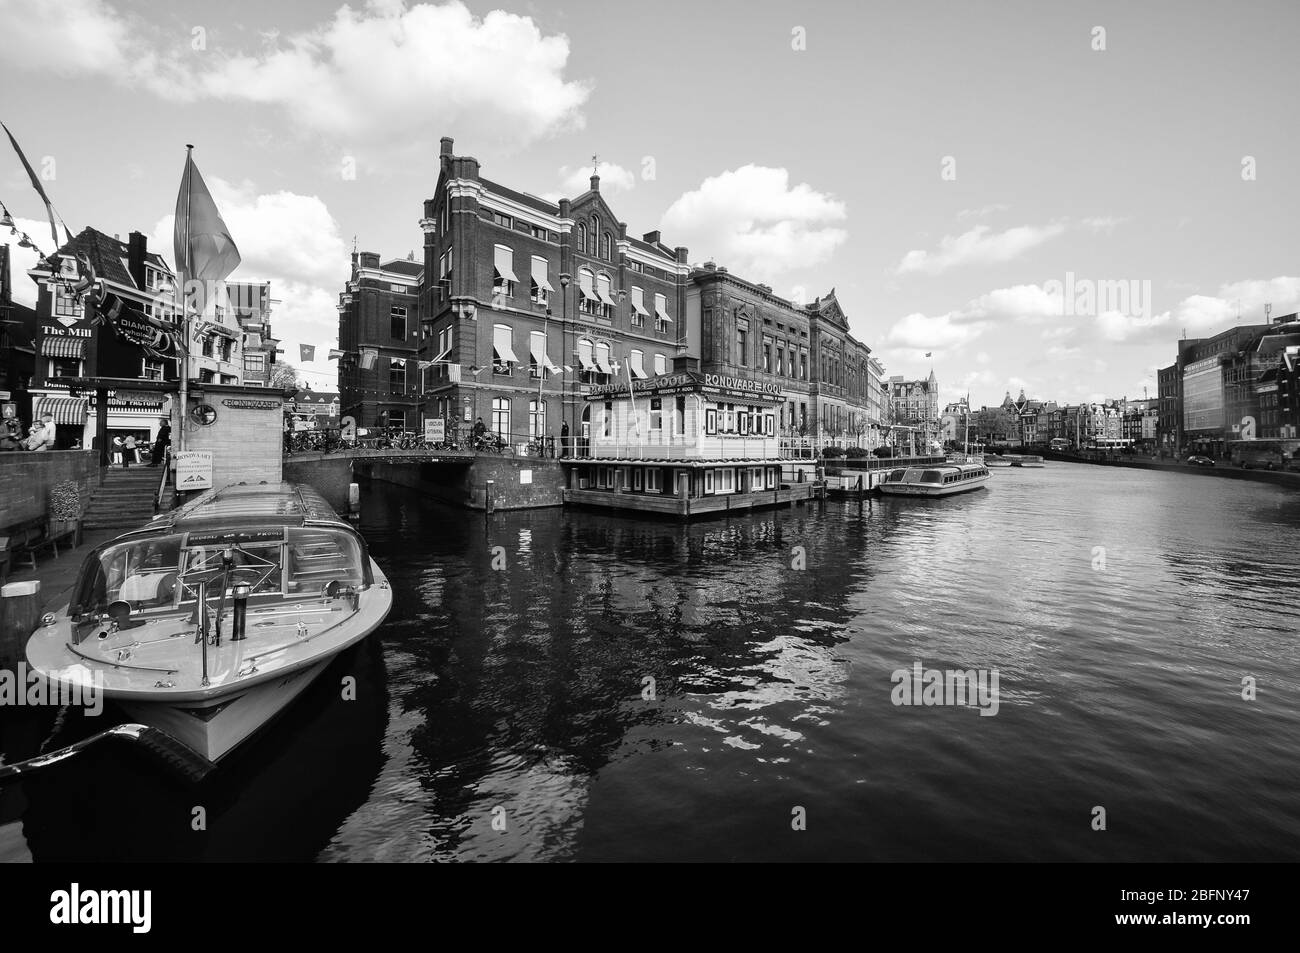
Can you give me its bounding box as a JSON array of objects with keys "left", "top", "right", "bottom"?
[
  {"left": 943, "top": 391, "right": 1159, "bottom": 450},
  {"left": 336, "top": 136, "right": 923, "bottom": 515}
]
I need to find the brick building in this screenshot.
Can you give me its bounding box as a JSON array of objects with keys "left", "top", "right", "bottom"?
[
  {"left": 337, "top": 254, "right": 423, "bottom": 428},
  {"left": 0, "top": 243, "right": 37, "bottom": 426},
  {"left": 337, "top": 137, "right": 887, "bottom": 446},
  {"left": 226, "top": 280, "right": 277, "bottom": 385},
  {"left": 27, "top": 228, "right": 179, "bottom": 450}
]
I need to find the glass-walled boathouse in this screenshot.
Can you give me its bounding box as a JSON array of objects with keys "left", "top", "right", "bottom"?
[{"left": 564, "top": 371, "right": 820, "bottom": 517}]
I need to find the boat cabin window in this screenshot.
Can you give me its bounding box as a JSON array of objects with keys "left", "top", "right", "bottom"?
[
  {"left": 71, "top": 526, "right": 367, "bottom": 617},
  {"left": 921, "top": 470, "right": 942, "bottom": 483}
]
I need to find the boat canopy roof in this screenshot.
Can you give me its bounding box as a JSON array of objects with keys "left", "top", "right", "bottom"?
[{"left": 147, "top": 482, "right": 347, "bottom": 534}]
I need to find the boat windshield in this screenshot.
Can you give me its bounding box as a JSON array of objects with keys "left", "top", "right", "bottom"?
[{"left": 71, "top": 526, "right": 367, "bottom": 617}]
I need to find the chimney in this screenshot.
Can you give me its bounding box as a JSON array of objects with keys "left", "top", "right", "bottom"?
[
  {"left": 440, "top": 136, "right": 454, "bottom": 157},
  {"left": 643, "top": 230, "right": 661, "bottom": 245},
  {"left": 675, "top": 246, "right": 689, "bottom": 264},
  {"left": 590, "top": 173, "right": 600, "bottom": 192},
  {"left": 359, "top": 251, "right": 380, "bottom": 269},
  {"left": 127, "top": 231, "right": 147, "bottom": 289}
]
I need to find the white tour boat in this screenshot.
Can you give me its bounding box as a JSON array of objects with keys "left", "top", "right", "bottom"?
[
  {"left": 25, "top": 482, "right": 392, "bottom": 769},
  {"left": 879, "top": 461, "right": 991, "bottom": 496}
]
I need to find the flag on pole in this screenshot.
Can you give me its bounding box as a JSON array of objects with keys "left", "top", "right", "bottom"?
[
  {"left": 360, "top": 347, "right": 378, "bottom": 370},
  {"left": 300, "top": 343, "right": 316, "bottom": 362},
  {"left": 328, "top": 349, "right": 344, "bottom": 360},
  {"left": 925, "top": 352, "right": 932, "bottom": 357},
  {"left": 2, "top": 123, "right": 69, "bottom": 249},
  {"left": 174, "top": 148, "right": 241, "bottom": 284}
]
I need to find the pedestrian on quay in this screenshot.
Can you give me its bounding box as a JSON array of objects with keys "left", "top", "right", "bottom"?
[
  {"left": 561, "top": 420, "right": 570, "bottom": 458},
  {"left": 123, "top": 433, "right": 137, "bottom": 467},
  {"left": 22, "top": 415, "right": 56, "bottom": 452},
  {"left": 112, "top": 435, "right": 124, "bottom": 466},
  {"left": 473, "top": 416, "right": 486, "bottom": 450},
  {"left": 150, "top": 419, "right": 171, "bottom": 466}
]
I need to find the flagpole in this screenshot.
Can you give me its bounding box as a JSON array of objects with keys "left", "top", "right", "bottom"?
[{"left": 177, "top": 145, "right": 193, "bottom": 453}]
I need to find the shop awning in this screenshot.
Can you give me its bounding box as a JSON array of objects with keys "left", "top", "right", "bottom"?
[
  {"left": 40, "top": 336, "right": 86, "bottom": 360},
  {"left": 34, "top": 396, "right": 89, "bottom": 426}
]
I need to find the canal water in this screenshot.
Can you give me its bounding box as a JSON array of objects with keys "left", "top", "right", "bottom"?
[{"left": 3, "top": 463, "right": 1299, "bottom": 861}]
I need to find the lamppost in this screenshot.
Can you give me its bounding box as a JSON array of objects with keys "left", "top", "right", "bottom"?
[{"left": 559, "top": 272, "right": 571, "bottom": 455}]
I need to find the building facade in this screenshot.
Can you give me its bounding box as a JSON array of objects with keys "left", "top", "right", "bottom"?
[
  {"left": 888, "top": 371, "right": 940, "bottom": 450},
  {"left": 337, "top": 253, "right": 424, "bottom": 429},
  {"left": 227, "top": 280, "right": 277, "bottom": 386},
  {"left": 337, "top": 137, "right": 887, "bottom": 448},
  {"left": 27, "top": 228, "right": 179, "bottom": 450}
]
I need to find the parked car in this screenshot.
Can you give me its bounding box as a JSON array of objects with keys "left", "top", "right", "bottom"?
[{"left": 1185, "top": 455, "right": 1215, "bottom": 467}]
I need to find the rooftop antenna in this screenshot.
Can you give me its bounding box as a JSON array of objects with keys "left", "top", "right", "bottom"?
[{"left": 592, "top": 153, "right": 599, "bottom": 175}]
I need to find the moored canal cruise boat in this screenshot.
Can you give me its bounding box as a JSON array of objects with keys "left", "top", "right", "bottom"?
[
  {"left": 25, "top": 482, "right": 392, "bottom": 768},
  {"left": 879, "top": 461, "right": 990, "bottom": 497},
  {"left": 564, "top": 368, "right": 818, "bottom": 517}
]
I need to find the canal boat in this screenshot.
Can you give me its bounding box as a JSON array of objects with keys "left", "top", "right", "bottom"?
[
  {"left": 879, "top": 462, "right": 990, "bottom": 497},
  {"left": 984, "top": 457, "right": 1015, "bottom": 468},
  {"left": 25, "top": 482, "right": 392, "bottom": 768}
]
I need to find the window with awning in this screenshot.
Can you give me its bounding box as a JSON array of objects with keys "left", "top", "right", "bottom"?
[
  {"left": 596, "top": 273, "right": 616, "bottom": 306},
  {"left": 655, "top": 293, "right": 672, "bottom": 323},
  {"left": 494, "top": 245, "right": 518, "bottom": 286},
  {"left": 631, "top": 286, "right": 650, "bottom": 317},
  {"left": 595, "top": 342, "right": 613, "bottom": 375},
  {"left": 493, "top": 324, "right": 518, "bottom": 366},
  {"left": 531, "top": 256, "right": 553, "bottom": 302},
  {"left": 578, "top": 269, "right": 595, "bottom": 300},
  {"left": 529, "top": 331, "right": 547, "bottom": 376},
  {"left": 654, "top": 353, "right": 666, "bottom": 375},
  {"left": 630, "top": 349, "right": 647, "bottom": 379},
  {"left": 40, "top": 336, "right": 86, "bottom": 360},
  {"left": 577, "top": 338, "right": 595, "bottom": 369}
]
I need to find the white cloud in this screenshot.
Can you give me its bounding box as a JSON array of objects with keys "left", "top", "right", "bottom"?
[
  {"left": 956, "top": 203, "right": 1009, "bottom": 220},
  {"left": 886, "top": 311, "right": 988, "bottom": 351},
  {"left": 661, "top": 165, "right": 848, "bottom": 281},
  {"left": 151, "top": 181, "right": 350, "bottom": 385},
  {"left": 557, "top": 161, "right": 635, "bottom": 197},
  {"left": 0, "top": 0, "right": 589, "bottom": 157},
  {"left": 1083, "top": 216, "right": 1130, "bottom": 233},
  {"left": 1098, "top": 276, "right": 1300, "bottom": 343},
  {"left": 895, "top": 222, "right": 1066, "bottom": 275}
]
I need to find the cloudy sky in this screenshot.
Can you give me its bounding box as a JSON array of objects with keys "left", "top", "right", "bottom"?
[{"left": 1, "top": 0, "right": 1296, "bottom": 407}]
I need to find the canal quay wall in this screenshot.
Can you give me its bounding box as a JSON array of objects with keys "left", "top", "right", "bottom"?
[
  {"left": 361, "top": 457, "right": 566, "bottom": 511},
  {"left": 1041, "top": 451, "right": 1300, "bottom": 488},
  {"left": 0, "top": 450, "right": 99, "bottom": 528}
]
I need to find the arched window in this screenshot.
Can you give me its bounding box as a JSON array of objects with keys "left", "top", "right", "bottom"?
[
  {"left": 578, "top": 267, "right": 599, "bottom": 316},
  {"left": 577, "top": 223, "right": 587, "bottom": 254},
  {"left": 491, "top": 397, "right": 510, "bottom": 439},
  {"left": 529, "top": 399, "right": 546, "bottom": 440},
  {"left": 600, "top": 231, "right": 612, "bottom": 261}
]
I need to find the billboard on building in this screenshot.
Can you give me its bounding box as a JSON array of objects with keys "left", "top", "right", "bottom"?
[{"left": 1182, "top": 358, "right": 1224, "bottom": 432}]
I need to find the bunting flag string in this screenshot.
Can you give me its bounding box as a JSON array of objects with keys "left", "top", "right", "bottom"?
[{"left": 300, "top": 343, "right": 316, "bottom": 362}]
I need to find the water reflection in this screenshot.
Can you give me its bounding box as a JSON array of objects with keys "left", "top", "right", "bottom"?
[{"left": 6, "top": 464, "right": 1300, "bottom": 861}]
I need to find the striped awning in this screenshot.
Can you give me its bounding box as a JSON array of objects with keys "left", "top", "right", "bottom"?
[
  {"left": 40, "top": 336, "right": 86, "bottom": 360},
  {"left": 34, "top": 396, "right": 89, "bottom": 426}
]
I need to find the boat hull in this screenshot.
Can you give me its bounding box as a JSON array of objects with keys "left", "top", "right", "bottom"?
[
  {"left": 118, "top": 658, "right": 330, "bottom": 763},
  {"left": 879, "top": 478, "right": 989, "bottom": 497}
]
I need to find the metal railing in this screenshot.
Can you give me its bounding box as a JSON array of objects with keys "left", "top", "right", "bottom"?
[{"left": 283, "top": 427, "right": 561, "bottom": 458}]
